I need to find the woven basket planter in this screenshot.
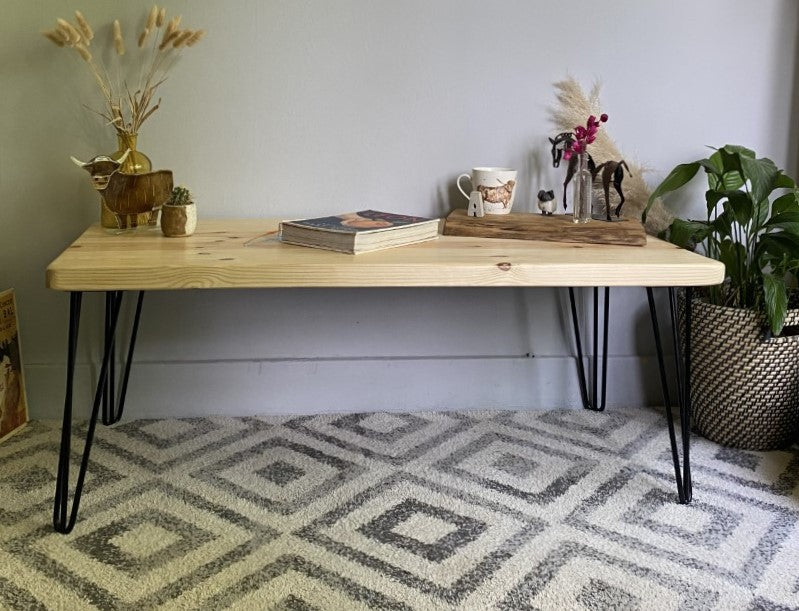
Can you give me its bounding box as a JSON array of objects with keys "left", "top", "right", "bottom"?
[{"left": 679, "top": 292, "right": 799, "bottom": 450}]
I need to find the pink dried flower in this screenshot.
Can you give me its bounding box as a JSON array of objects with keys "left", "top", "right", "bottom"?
[{"left": 568, "top": 113, "right": 609, "bottom": 159}]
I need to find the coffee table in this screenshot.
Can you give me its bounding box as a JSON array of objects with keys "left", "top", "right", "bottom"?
[{"left": 46, "top": 219, "right": 724, "bottom": 533}]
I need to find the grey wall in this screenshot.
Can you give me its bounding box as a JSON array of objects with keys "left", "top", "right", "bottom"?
[{"left": 2, "top": 0, "right": 798, "bottom": 419}]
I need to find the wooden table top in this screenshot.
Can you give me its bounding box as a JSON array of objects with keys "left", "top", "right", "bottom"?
[{"left": 46, "top": 219, "right": 725, "bottom": 291}]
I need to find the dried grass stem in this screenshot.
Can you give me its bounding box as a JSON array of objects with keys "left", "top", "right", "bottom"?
[{"left": 44, "top": 9, "right": 205, "bottom": 138}]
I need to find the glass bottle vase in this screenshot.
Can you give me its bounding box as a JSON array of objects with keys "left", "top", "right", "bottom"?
[
  {"left": 100, "top": 133, "right": 154, "bottom": 229},
  {"left": 572, "top": 152, "right": 593, "bottom": 224}
]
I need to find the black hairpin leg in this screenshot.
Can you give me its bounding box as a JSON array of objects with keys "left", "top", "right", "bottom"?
[
  {"left": 646, "top": 286, "right": 692, "bottom": 504},
  {"left": 568, "top": 287, "right": 610, "bottom": 411},
  {"left": 103, "top": 291, "right": 144, "bottom": 425},
  {"left": 53, "top": 290, "right": 145, "bottom": 534}
]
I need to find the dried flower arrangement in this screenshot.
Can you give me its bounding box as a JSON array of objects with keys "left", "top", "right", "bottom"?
[
  {"left": 549, "top": 77, "right": 673, "bottom": 235},
  {"left": 41, "top": 6, "right": 206, "bottom": 138}
]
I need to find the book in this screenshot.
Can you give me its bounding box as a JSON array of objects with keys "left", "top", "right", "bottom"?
[
  {"left": 279, "top": 210, "right": 440, "bottom": 254},
  {"left": 0, "top": 289, "right": 28, "bottom": 442}
]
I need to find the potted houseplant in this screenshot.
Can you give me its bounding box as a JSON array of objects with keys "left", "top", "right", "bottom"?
[
  {"left": 161, "top": 186, "right": 197, "bottom": 237},
  {"left": 644, "top": 145, "right": 799, "bottom": 449}
]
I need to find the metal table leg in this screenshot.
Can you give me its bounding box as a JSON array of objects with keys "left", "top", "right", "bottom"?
[
  {"left": 103, "top": 291, "right": 144, "bottom": 425},
  {"left": 568, "top": 287, "right": 610, "bottom": 411},
  {"left": 646, "top": 286, "right": 692, "bottom": 504},
  {"left": 53, "top": 290, "right": 145, "bottom": 534}
]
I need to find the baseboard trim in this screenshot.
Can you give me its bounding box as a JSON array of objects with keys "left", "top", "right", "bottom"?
[{"left": 23, "top": 354, "right": 667, "bottom": 419}]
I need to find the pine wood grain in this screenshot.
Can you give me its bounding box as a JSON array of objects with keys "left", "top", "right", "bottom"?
[
  {"left": 46, "top": 219, "right": 724, "bottom": 291},
  {"left": 443, "top": 208, "right": 647, "bottom": 246}
]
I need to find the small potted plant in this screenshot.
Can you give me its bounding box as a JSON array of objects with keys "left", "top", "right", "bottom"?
[
  {"left": 643, "top": 145, "right": 799, "bottom": 449},
  {"left": 161, "top": 185, "right": 197, "bottom": 237}
]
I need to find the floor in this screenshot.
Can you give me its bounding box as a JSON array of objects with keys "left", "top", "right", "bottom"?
[{"left": 1, "top": 407, "right": 798, "bottom": 610}]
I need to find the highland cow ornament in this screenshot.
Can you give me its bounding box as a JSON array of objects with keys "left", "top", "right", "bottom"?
[{"left": 71, "top": 149, "right": 173, "bottom": 229}]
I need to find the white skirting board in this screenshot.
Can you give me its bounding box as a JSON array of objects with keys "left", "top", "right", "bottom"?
[{"left": 23, "top": 355, "right": 670, "bottom": 420}]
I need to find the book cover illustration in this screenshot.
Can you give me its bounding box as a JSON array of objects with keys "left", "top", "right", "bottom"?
[
  {"left": 284, "top": 210, "right": 434, "bottom": 233},
  {"left": 0, "top": 289, "right": 28, "bottom": 442}
]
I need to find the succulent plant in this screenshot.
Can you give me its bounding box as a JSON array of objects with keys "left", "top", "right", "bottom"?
[{"left": 167, "top": 185, "right": 193, "bottom": 206}]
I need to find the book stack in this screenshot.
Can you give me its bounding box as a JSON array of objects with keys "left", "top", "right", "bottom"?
[{"left": 280, "top": 210, "right": 440, "bottom": 254}]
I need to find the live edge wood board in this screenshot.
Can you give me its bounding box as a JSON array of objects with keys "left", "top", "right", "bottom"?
[
  {"left": 46, "top": 219, "right": 724, "bottom": 291},
  {"left": 443, "top": 208, "right": 647, "bottom": 246}
]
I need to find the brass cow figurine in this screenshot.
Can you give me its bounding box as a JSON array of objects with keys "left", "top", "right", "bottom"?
[{"left": 71, "top": 149, "right": 173, "bottom": 229}]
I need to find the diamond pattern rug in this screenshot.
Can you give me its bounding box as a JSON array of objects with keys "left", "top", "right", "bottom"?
[{"left": 0, "top": 408, "right": 798, "bottom": 610}]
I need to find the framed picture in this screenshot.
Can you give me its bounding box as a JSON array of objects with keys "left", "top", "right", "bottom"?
[{"left": 0, "top": 289, "right": 28, "bottom": 442}]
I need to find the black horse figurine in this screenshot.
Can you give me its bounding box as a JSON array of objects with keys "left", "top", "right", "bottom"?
[
  {"left": 594, "top": 160, "right": 632, "bottom": 220},
  {"left": 549, "top": 133, "right": 596, "bottom": 211}
]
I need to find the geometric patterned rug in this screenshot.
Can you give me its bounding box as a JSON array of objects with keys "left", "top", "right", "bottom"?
[{"left": 1, "top": 408, "right": 797, "bottom": 610}]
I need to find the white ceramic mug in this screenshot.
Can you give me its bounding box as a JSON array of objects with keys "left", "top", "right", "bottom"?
[{"left": 457, "top": 167, "right": 518, "bottom": 215}]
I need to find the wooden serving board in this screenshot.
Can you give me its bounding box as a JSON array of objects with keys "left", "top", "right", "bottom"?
[{"left": 443, "top": 208, "right": 647, "bottom": 246}]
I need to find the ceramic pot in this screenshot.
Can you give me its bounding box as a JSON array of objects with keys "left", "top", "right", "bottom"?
[{"left": 161, "top": 203, "right": 197, "bottom": 237}]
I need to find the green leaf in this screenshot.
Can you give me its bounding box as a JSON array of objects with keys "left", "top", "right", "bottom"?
[
  {"left": 707, "top": 149, "right": 724, "bottom": 172},
  {"left": 705, "top": 190, "right": 724, "bottom": 215},
  {"left": 710, "top": 210, "right": 734, "bottom": 240},
  {"left": 721, "top": 172, "right": 745, "bottom": 192},
  {"left": 718, "top": 239, "right": 745, "bottom": 283},
  {"left": 756, "top": 233, "right": 799, "bottom": 260},
  {"left": 668, "top": 218, "right": 711, "bottom": 249},
  {"left": 755, "top": 197, "right": 770, "bottom": 228},
  {"left": 713, "top": 148, "right": 747, "bottom": 191},
  {"left": 722, "top": 144, "right": 756, "bottom": 159},
  {"left": 706, "top": 151, "right": 736, "bottom": 191},
  {"left": 740, "top": 156, "right": 779, "bottom": 205},
  {"left": 765, "top": 211, "right": 799, "bottom": 235},
  {"left": 771, "top": 192, "right": 799, "bottom": 216},
  {"left": 725, "top": 191, "right": 753, "bottom": 225},
  {"left": 644, "top": 162, "right": 701, "bottom": 221},
  {"left": 763, "top": 273, "right": 788, "bottom": 335},
  {"left": 775, "top": 173, "right": 797, "bottom": 189}
]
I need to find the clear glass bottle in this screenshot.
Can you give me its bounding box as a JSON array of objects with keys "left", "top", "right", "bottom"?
[{"left": 572, "top": 152, "right": 593, "bottom": 224}]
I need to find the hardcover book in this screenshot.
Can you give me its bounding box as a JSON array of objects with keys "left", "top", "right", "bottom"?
[
  {"left": 0, "top": 289, "right": 28, "bottom": 442},
  {"left": 279, "top": 210, "right": 440, "bottom": 254}
]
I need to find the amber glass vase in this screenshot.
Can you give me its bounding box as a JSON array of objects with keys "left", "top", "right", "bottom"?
[{"left": 100, "top": 133, "right": 154, "bottom": 229}]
